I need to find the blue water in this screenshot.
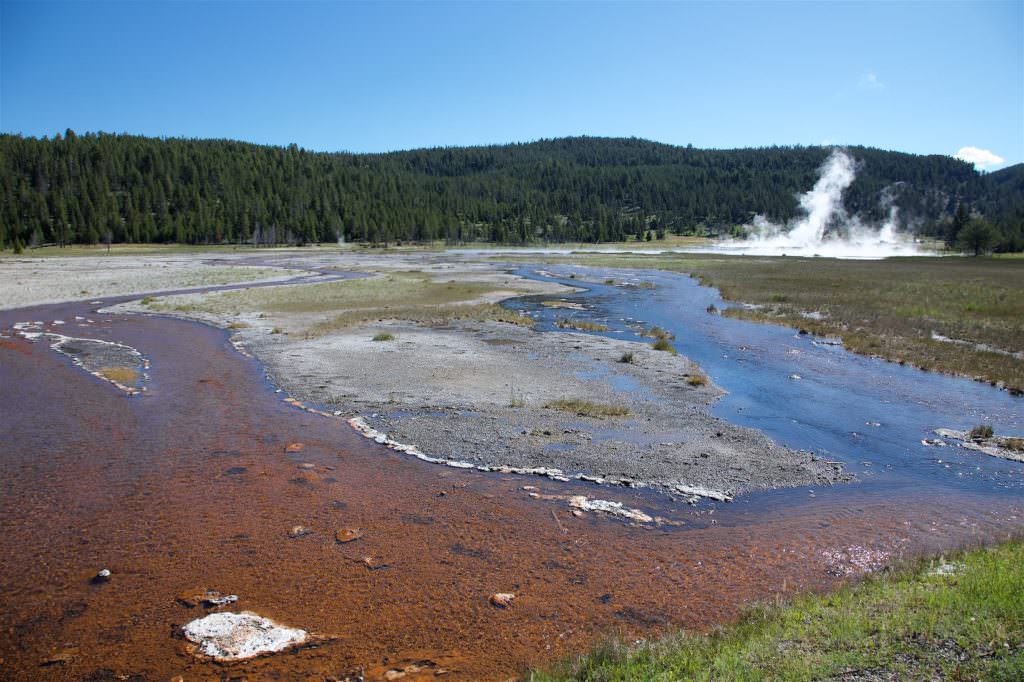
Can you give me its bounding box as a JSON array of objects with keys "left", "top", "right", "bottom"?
[{"left": 505, "top": 264, "right": 1024, "bottom": 501}]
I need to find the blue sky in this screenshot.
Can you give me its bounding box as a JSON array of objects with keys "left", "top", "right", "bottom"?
[{"left": 2, "top": 1, "right": 1021, "bottom": 168}]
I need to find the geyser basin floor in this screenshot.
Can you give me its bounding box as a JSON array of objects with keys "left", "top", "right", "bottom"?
[{"left": 0, "top": 254, "right": 1021, "bottom": 681}]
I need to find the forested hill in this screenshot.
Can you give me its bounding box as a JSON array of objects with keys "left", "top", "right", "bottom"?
[{"left": 1, "top": 132, "right": 1021, "bottom": 249}]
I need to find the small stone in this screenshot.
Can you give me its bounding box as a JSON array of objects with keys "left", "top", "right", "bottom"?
[
  {"left": 285, "top": 443, "right": 304, "bottom": 452},
  {"left": 297, "top": 462, "right": 316, "bottom": 470},
  {"left": 288, "top": 525, "right": 313, "bottom": 538},
  {"left": 335, "top": 528, "right": 364, "bottom": 544},
  {"left": 789, "top": 374, "right": 801, "bottom": 380},
  {"left": 91, "top": 568, "right": 111, "bottom": 584},
  {"left": 40, "top": 648, "right": 78, "bottom": 666},
  {"left": 489, "top": 592, "right": 516, "bottom": 608}
]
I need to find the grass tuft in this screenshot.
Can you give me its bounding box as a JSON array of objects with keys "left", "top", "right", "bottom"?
[
  {"left": 969, "top": 423, "right": 994, "bottom": 440},
  {"left": 100, "top": 366, "right": 140, "bottom": 385},
  {"left": 556, "top": 318, "right": 609, "bottom": 332},
  {"left": 619, "top": 351, "right": 635, "bottom": 364},
  {"left": 652, "top": 337, "right": 677, "bottom": 354},
  {"left": 372, "top": 332, "right": 396, "bottom": 342},
  {"left": 686, "top": 373, "right": 707, "bottom": 387},
  {"left": 545, "top": 399, "right": 630, "bottom": 418}
]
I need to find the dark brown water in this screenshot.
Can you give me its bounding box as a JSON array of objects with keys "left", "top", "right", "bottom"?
[{"left": 1, "top": 270, "right": 1021, "bottom": 681}]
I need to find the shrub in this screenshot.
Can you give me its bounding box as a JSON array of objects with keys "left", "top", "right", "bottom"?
[
  {"left": 372, "top": 332, "right": 395, "bottom": 342},
  {"left": 686, "top": 373, "right": 707, "bottom": 387},
  {"left": 619, "top": 351, "right": 635, "bottom": 364},
  {"left": 270, "top": 327, "right": 283, "bottom": 334}
]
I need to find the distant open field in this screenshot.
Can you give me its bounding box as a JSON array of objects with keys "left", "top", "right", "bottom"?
[
  {"left": 524, "top": 253, "right": 1024, "bottom": 394},
  {"left": 536, "top": 539, "right": 1024, "bottom": 681}
]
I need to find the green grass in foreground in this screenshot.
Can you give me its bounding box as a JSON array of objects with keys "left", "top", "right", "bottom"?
[
  {"left": 533, "top": 253, "right": 1024, "bottom": 393},
  {"left": 534, "top": 541, "right": 1023, "bottom": 681}
]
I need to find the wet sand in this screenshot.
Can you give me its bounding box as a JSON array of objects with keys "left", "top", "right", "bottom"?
[{"left": 2, "top": 277, "right": 1022, "bottom": 680}]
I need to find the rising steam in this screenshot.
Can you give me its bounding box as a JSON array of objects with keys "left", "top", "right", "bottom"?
[{"left": 716, "top": 150, "right": 922, "bottom": 259}]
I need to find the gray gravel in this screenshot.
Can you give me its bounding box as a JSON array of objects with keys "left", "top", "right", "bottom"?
[{"left": 245, "top": 318, "right": 850, "bottom": 496}]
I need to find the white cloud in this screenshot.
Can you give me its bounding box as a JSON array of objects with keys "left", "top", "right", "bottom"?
[
  {"left": 954, "top": 146, "right": 1005, "bottom": 169},
  {"left": 858, "top": 72, "right": 883, "bottom": 89}
]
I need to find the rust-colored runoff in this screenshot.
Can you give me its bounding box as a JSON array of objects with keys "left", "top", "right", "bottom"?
[{"left": 0, "top": 298, "right": 1019, "bottom": 681}]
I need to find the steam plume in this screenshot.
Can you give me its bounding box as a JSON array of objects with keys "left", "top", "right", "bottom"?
[{"left": 718, "top": 150, "right": 922, "bottom": 259}]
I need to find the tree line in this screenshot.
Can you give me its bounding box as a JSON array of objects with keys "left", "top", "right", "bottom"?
[{"left": 1, "top": 131, "right": 1021, "bottom": 251}]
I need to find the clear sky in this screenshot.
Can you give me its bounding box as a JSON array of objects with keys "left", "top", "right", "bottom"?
[{"left": 2, "top": 1, "right": 1021, "bottom": 168}]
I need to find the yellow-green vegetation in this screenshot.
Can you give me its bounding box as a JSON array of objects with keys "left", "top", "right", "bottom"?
[
  {"left": 140, "top": 296, "right": 156, "bottom": 305},
  {"left": 372, "top": 332, "right": 396, "bottom": 342},
  {"left": 226, "top": 321, "right": 249, "bottom": 330},
  {"left": 556, "top": 318, "right": 610, "bottom": 332},
  {"left": 652, "top": 337, "right": 677, "bottom": 354},
  {"left": 644, "top": 325, "right": 676, "bottom": 341},
  {"left": 150, "top": 272, "right": 534, "bottom": 336},
  {"left": 99, "top": 366, "right": 140, "bottom": 385},
  {"left": 536, "top": 253, "right": 1024, "bottom": 393},
  {"left": 536, "top": 541, "right": 1024, "bottom": 681},
  {"left": 545, "top": 399, "right": 630, "bottom": 418},
  {"left": 686, "top": 373, "right": 707, "bottom": 387}
]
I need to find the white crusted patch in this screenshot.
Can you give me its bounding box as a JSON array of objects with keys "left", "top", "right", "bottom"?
[
  {"left": 568, "top": 495, "right": 653, "bottom": 523},
  {"left": 181, "top": 612, "right": 308, "bottom": 661}
]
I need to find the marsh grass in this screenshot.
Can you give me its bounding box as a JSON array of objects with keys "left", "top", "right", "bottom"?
[
  {"left": 99, "top": 366, "right": 140, "bottom": 385},
  {"left": 545, "top": 399, "right": 630, "bottom": 418},
  {"left": 534, "top": 540, "right": 1024, "bottom": 681},
  {"left": 372, "top": 332, "right": 395, "bottom": 342},
  {"left": 530, "top": 253, "right": 1024, "bottom": 393},
  {"left": 686, "top": 373, "right": 707, "bottom": 387}
]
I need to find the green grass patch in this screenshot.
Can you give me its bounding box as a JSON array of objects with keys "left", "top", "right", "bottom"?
[
  {"left": 535, "top": 540, "right": 1024, "bottom": 681},
  {"left": 544, "top": 399, "right": 630, "bottom": 418},
  {"left": 372, "top": 332, "right": 395, "bottom": 342}
]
